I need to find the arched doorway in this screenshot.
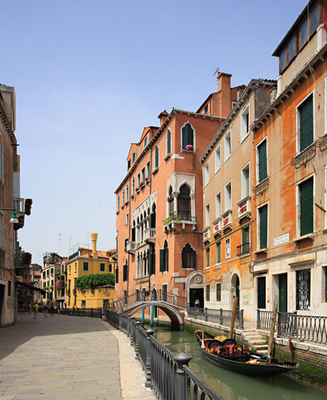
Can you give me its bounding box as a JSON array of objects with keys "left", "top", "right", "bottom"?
[
  {"left": 231, "top": 273, "right": 240, "bottom": 310},
  {"left": 185, "top": 271, "right": 204, "bottom": 308}
]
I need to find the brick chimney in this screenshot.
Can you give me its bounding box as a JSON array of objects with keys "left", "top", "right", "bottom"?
[
  {"left": 158, "top": 110, "right": 169, "bottom": 126},
  {"left": 90, "top": 233, "right": 98, "bottom": 258}
]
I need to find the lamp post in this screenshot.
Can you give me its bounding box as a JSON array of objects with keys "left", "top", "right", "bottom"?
[{"left": 0, "top": 208, "right": 19, "bottom": 224}]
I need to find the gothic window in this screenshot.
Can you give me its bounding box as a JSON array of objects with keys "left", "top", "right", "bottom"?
[
  {"left": 177, "top": 184, "right": 191, "bottom": 220},
  {"left": 181, "top": 122, "right": 194, "bottom": 150},
  {"left": 182, "top": 243, "right": 196, "bottom": 269}
]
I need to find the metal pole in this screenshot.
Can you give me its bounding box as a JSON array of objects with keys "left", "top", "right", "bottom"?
[
  {"left": 135, "top": 321, "right": 141, "bottom": 360},
  {"left": 145, "top": 329, "right": 154, "bottom": 388},
  {"left": 173, "top": 353, "right": 193, "bottom": 399}
]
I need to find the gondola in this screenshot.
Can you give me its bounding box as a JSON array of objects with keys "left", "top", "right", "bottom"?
[{"left": 194, "top": 330, "right": 299, "bottom": 377}]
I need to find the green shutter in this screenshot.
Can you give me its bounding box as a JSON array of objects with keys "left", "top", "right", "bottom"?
[
  {"left": 181, "top": 248, "right": 185, "bottom": 268},
  {"left": 165, "top": 248, "right": 169, "bottom": 271},
  {"left": 160, "top": 249, "right": 164, "bottom": 272},
  {"left": 167, "top": 130, "right": 171, "bottom": 154},
  {"left": 300, "top": 178, "right": 313, "bottom": 235},
  {"left": 123, "top": 264, "right": 128, "bottom": 281},
  {"left": 149, "top": 253, "right": 155, "bottom": 275},
  {"left": 258, "top": 140, "right": 267, "bottom": 182},
  {"left": 299, "top": 97, "right": 313, "bottom": 151},
  {"left": 155, "top": 146, "right": 159, "bottom": 168},
  {"left": 217, "top": 242, "right": 221, "bottom": 264},
  {"left": 192, "top": 250, "right": 196, "bottom": 269},
  {"left": 257, "top": 277, "right": 266, "bottom": 309},
  {"left": 259, "top": 205, "right": 268, "bottom": 249}
]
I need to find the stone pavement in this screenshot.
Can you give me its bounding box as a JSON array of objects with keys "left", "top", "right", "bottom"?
[{"left": 0, "top": 313, "right": 157, "bottom": 400}]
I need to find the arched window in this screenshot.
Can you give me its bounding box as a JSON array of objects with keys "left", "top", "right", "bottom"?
[
  {"left": 132, "top": 220, "right": 136, "bottom": 242},
  {"left": 178, "top": 184, "right": 191, "bottom": 220},
  {"left": 181, "top": 122, "right": 194, "bottom": 150},
  {"left": 182, "top": 243, "right": 196, "bottom": 269},
  {"left": 154, "top": 145, "right": 159, "bottom": 169},
  {"left": 167, "top": 129, "right": 172, "bottom": 155},
  {"left": 168, "top": 186, "right": 174, "bottom": 214},
  {"left": 160, "top": 241, "right": 169, "bottom": 272}
]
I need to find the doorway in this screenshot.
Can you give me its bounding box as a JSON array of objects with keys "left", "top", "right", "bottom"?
[
  {"left": 231, "top": 274, "right": 240, "bottom": 310},
  {"left": 190, "top": 288, "right": 204, "bottom": 308},
  {"left": 279, "top": 273, "right": 287, "bottom": 312}
]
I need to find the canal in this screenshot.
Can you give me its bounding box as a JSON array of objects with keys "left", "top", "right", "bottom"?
[{"left": 146, "top": 324, "right": 326, "bottom": 400}]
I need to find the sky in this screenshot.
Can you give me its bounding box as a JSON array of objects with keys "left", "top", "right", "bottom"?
[{"left": 1, "top": 0, "right": 309, "bottom": 265}]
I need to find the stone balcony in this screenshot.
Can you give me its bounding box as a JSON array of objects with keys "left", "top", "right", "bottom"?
[
  {"left": 221, "top": 210, "right": 232, "bottom": 230},
  {"left": 203, "top": 226, "right": 211, "bottom": 243},
  {"left": 237, "top": 196, "right": 251, "bottom": 221},
  {"left": 212, "top": 217, "right": 222, "bottom": 236},
  {"left": 144, "top": 228, "right": 156, "bottom": 243},
  {"left": 126, "top": 241, "right": 137, "bottom": 254}
]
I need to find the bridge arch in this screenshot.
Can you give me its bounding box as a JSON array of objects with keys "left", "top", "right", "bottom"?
[{"left": 123, "top": 301, "right": 184, "bottom": 328}]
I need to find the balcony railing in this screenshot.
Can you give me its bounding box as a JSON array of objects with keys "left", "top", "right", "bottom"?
[
  {"left": 144, "top": 228, "right": 156, "bottom": 242},
  {"left": 236, "top": 242, "right": 250, "bottom": 257},
  {"left": 221, "top": 210, "right": 232, "bottom": 230},
  {"left": 212, "top": 217, "right": 222, "bottom": 236},
  {"left": 126, "top": 241, "right": 136, "bottom": 254},
  {"left": 163, "top": 213, "right": 197, "bottom": 231},
  {"left": 13, "top": 198, "right": 25, "bottom": 214},
  {"left": 237, "top": 196, "right": 251, "bottom": 220}
]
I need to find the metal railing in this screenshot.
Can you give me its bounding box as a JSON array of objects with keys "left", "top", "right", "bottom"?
[
  {"left": 60, "top": 307, "right": 103, "bottom": 318},
  {"left": 187, "top": 306, "right": 244, "bottom": 329},
  {"left": 105, "top": 311, "right": 225, "bottom": 400},
  {"left": 236, "top": 242, "right": 250, "bottom": 257},
  {"left": 113, "top": 289, "right": 186, "bottom": 312},
  {"left": 257, "top": 310, "right": 327, "bottom": 345}
]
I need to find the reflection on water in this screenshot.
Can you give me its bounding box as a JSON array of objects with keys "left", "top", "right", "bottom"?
[{"left": 148, "top": 325, "right": 326, "bottom": 400}]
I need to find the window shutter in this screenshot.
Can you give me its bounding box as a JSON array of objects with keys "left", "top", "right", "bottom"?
[
  {"left": 132, "top": 228, "right": 135, "bottom": 242},
  {"left": 167, "top": 130, "right": 171, "bottom": 154},
  {"left": 259, "top": 205, "right": 268, "bottom": 249},
  {"left": 258, "top": 141, "right": 267, "bottom": 182},
  {"left": 155, "top": 146, "right": 159, "bottom": 168},
  {"left": 300, "top": 97, "right": 313, "bottom": 151},
  {"left": 181, "top": 248, "right": 185, "bottom": 268},
  {"left": 115, "top": 268, "right": 118, "bottom": 284},
  {"left": 165, "top": 248, "right": 169, "bottom": 271},
  {"left": 149, "top": 253, "right": 155, "bottom": 275},
  {"left": 160, "top": 249, "right": 164, "bottom": 272},
  {"left": 257, "top": 277, "right": 266, "bottom": 309},
  {"left": 192, "top": 250, "right": 196, "bottom": 269},
  {"left": 300, "top": 178, "right": 313, "bottom": 235}
]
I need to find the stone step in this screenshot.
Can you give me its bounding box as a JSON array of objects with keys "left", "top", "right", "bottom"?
[
  {"left": 243, "top": 334, "right": 264, "bottom": 341},
  {"left": 253, "top": 344, "right": 268, "bottom": 350},
  {"left": 248, "top": 339, "right": 267, "bottom": 346}
]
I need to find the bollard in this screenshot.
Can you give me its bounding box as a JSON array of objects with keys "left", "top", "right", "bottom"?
[
  {"left": 135, "top": 321, "right": 141, "bottom": 360},
  {"left": 173, "top": 353, "right": 193, "bottom": 400},
  {"left": 130, "top": 316, "right": 135, "bottom": 347},
  {"left": 145, "top": 329, "right": 154, "bottom": 388}
]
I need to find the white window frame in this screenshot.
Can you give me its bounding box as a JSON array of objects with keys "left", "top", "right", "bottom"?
[
  {"left": 225, "top": 181, "right": 232, "bottom": 212},
  {"left": 224, "top": 131, "right": 231, "bottom": 162},
  {"left": 241, "top": 104, "right": 250, "bottom": 142},
  {"left": 215, "top": 191, "right": 221, "bottom": 219},
  {"left": 296, "top": 90, "right": 315, "bottom": 154},
  {"left": 226, "top": 238, "right": 231, "bottom": 259},
  {"left": 241, "top": 163, "right": 250, "bottom": 199},
  {"left": 215, "top": 146, "right": 221, "bottom": 173},
  {"left": 180, "top": 121, "right": 196, "bottom": 152},
  {"left": 204, "top": 162, "right": 209, "bottom": 186},
  {"left": 205, "top": 203, "right": 210, "bottom": 228}
]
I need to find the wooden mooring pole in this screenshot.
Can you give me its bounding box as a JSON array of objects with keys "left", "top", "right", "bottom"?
[{"left": 268, "top": 295, "right": 279, "bottom": 363}]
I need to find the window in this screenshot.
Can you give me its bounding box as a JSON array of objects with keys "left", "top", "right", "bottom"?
[
  {"left": 300, "top": 17, "right": 308, "bottom": 49},
  {"left": 204, "top": 162, "right": 209, "bottom": 186},
  {"left": 181, "top": 122, "right": 194, "bottom": 150},
  {"left": 167, "top": 129, "right": 172, "bottom": 155},
  {"left": 206, "top": 285, "right": 210, "bottom": 301},
  {"left": 215, "top": 146, "right": 221, "bottom": 172},
  {"left": 133, "top": 152, "right": 136, "bottom": 163},
  {"left": 310, "top": 2, "right": 320, "bottom": 36},
  {"left": 144, "top": 135, "right": 147, "bottom": 148},
  {"left": 81, "top": 300, "right": 86, "bottom": 308},
  {"left": 257, "top": 277, "right": 266, "bottom": 309},
  {"left": 204, "top": 104, "right": 208, "bottom": 114},
  {"left": 177, "top": 184, "right": 191, "bottom": 220},
  {"left": 117, "top": 195, "right": 120, "bottom": 211},
  {"left": 182, "top": 243, "right": 196, "bottom": 269},
  {"left": 205, "top": 248, "right": 210, "bottom": 268},
  {"left": 127, "top": 159, "right": 131, "bottom": 170},
  {"left": 74, "top": 262, "right": 77, "bottom": 273},
  {"left": 257, "top": 139, "right": 268, "bottom": 183},
  {"left": 69, "top": 265, "right": 71, "bottom": 275},
  {"left": 8, "top": 281, "right": 11, "bottom": 297},
  {"left": 123, "top": 263, "right": 128, "bottom": 281},
  {"left": 241, "top": 164, "right": 250, "bottom": 199},
  {"left": 160, "top": 241, "right": 169, "bottom": 272},
  {"left": 100, "top": 263, "right": 105, "bottom": 272},
  {"left": 0, "top": 214, "right": 3, "bottom": 248},
  {"left": 47, "top": 270, "right": 49, "bottom": 276},
  {"left": 126, "top": 212, "right": 129, "bottom": 225},
  {"left": 205, "top": 203, "right": 210, "bottom": 227},
  {"left": 132, "top": 177, "right": 135, "bottom": 195},
  {"left": 241, "top": 226, "right": 250, "bottom": 255},
  {"left": 241, "top": 105, "right": 249, "bottom": 141},
  {"left": 215, "top": 192, "right": 221, "bottom": 219},
  {"left": 137, "top": 173, "right": 140, "bottom": 188},
  {"left": 216, "top": 242, "right": 221, "bottom": 264},
  {"left": 149, "top": 250, "right": 155, "bottom": 275},
  {"left": 324, "top": 267, "right": 327, "bottom": 303},
  {"left": 298, "top": 95, "right": 313, "bottom": 152},
  {"left": 103, "top": 299, "right": 109, "bottom": 307},
  {"left": 122, "top": 189, "right": 125, "bottom": 205},
  {"left": 216, "top": 283, "right": 221, "bottom": 302},
  {"left": 296, "top": 269, "right": 310, "bottom": 310},
  {"left": 258, "top": 204, "right": 268, "bottom": 249},
  {"left": 226, "top": 238, "right": 231, "bottom": 259},
  {"left": 299, "top": 177, "right": 314, "bottom": 236},
  {"left": 147, "top": 161, "right": 151, "bottom": 179},
  {"left": 225, "top": 182, "right": 232, "bottom": 211},
  {"left": 83, "top": 262, "right": 89, "bottom": 272},
  {"left": 224, "top": 131, "right": 231, "bottom": 161},
  {"left": 141, "top": 167, "right": 145, "bottom": 183},
  {"left": 154, "top": 146, "right": 159, "bottom": 169},
  {"left": 126, "top": 185, "right": 129, "bottom": 202},
  {"left": 168, "top": 186, "right": 174, "bottom": 214}
]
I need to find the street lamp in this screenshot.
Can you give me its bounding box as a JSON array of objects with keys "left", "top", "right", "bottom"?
[{"left": 0, "top": 208, "right": 19, "bottom": 223}]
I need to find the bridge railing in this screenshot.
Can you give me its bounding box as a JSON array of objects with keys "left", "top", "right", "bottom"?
[
  {"left": 187, "top": 305, "right": 244, "bottom": 329},
  {"left": 105, "top": 311, "right": 225, "bottom": 400},
  {"left": 59, "top": 307, "right": 103, "bottom": 318},
  {"left": 113, "top": 289, "right": 186, "bottom": 312}
]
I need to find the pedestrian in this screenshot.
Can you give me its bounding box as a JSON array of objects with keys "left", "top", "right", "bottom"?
[
  {"left": 50, "top": 303, "right": 54, "bottom": 316},
  {"left": 195, "top": 298, "right": 200, "bottom": 308},
  {"left": 33, "top": 302, "right": 39, "bottom": 318},
  {"left": 43, "top": 304, "right": 48, "bottom": 318},
  {"left": 28, "top": 302, "right": 32, "bottom": 314}
]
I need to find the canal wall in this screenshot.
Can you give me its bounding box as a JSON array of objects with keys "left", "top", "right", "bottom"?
[{"left": 184, "top": 317, "right": 327, "bottom": 388}]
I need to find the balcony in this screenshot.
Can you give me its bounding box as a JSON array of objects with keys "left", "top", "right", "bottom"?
[
  {"left": 212, "top": 217, "right": 222, "bottom": 236},
  {"left": 144, "top": 228, "right": 156, "bottom": 243},
  {"left": 203, "top": 227, "right": 211, "bottom": 243},
  {"left": 221, "top": 210, "right": 232, "bottom": 230},
  {"left": 126, "top": 241, "right": 136, "bottom": 254},
  {"left": 163, "top": 213, "right": 197, "bottom": 232},
  {"left": 237, "top": 196, "right": 251, "bottom": 221},
  {"left": 237, "top": 242, "right": 250, "bottom": 257}
]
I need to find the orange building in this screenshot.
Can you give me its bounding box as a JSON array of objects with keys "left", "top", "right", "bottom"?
[
  {"left": 251, "top": 0, "right": 327, "bottom": 317},
  {"left": 200, "top": 79, "right": 275, "bottom": 323},
  {"left": 115, "top": 73, "right": 243, "bottom": 308}
]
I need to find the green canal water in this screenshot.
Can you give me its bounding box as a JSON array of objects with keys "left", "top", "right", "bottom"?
[{"left": 147, "top": 324, "right": 327, "bottom": 400}]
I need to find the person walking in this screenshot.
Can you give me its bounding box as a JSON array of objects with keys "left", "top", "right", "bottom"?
[
  {"left": 50, "top": 303, "right": 55, "bottom": 316},
  {"left": 33, "top": 302, "right": 39, "bottom": 319},
  {"left": 28, "top": 302, "right": 32, "bottom": 314},
  {"left": 43, "top": 304, "right": 48, "bottom": 318}
]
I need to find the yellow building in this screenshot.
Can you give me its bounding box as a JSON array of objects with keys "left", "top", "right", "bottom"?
[{"left": 66, "top": 233, "right": 115, "bottom": 309}]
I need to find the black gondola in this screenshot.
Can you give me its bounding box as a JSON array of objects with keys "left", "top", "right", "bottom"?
[{"left": 194, "top": 330, "right": 299, "bottom": 377}]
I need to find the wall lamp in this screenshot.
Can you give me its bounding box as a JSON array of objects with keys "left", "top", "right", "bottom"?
[{"left": 0, "top": 208, "right": 19, "bottom": 223}]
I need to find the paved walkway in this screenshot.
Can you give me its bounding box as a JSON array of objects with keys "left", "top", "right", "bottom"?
[{"left": 0, "top": 313, "right": 157, "bottom": 400}]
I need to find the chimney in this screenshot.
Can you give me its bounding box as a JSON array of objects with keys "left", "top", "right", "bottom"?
[
  {"left": 158, "top": 110, "right": 169, "bottom": 126},
  {"left": 270, "top": 86, "right": 277, "bottom": 103},
  {"left": 90, "top": 233, "right": 98, "bottom": 258},
  {"left": 217, "top": 72, "right": 232, "bottom": 93}
]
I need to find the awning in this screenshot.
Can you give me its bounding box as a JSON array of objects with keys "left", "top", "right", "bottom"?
[{"left": 16, "top": 281, "right": 46, "bottom": 294}]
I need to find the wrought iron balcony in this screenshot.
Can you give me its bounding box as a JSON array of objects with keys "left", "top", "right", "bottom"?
[{"left": 237, "top": 242, "right": 250, "bottom": 257}]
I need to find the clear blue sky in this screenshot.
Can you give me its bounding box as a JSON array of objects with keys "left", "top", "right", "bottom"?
[{"left": 1, "top": 0, "right": 308, "bottom": 265}]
